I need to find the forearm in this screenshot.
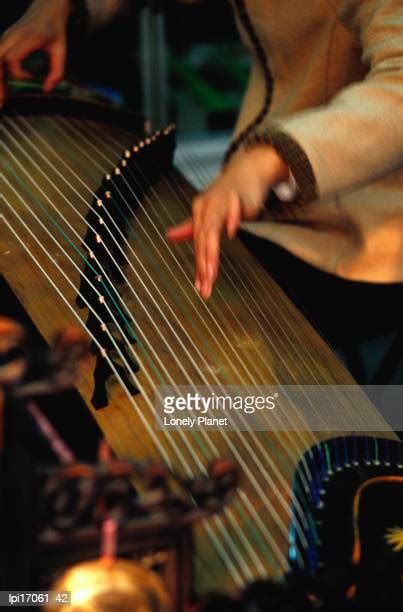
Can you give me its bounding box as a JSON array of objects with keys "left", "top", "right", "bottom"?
[
  {"left": 244, "top": 0, "right": 403, "bottom": 203},
  {"left": 266, "top": 70, "right": 403, "bottom": 202}
]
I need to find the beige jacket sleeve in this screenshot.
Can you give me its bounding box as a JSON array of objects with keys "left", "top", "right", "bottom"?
[{"left": 251, "top": 0, "right": 403, "bottom": 203}]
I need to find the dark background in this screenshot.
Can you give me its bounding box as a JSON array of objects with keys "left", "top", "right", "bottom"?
[{"left": 1, "top": 1, "right": 247, "bottom": 132}]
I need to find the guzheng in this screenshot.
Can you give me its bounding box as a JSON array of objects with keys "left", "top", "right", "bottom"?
[{"left": 0, "top": 94, "right": 397, "bottom": 594}]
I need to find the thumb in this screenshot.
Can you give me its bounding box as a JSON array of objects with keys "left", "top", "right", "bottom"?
[{"left": 166, "top": 218, "right": 194, "bottom": 242}]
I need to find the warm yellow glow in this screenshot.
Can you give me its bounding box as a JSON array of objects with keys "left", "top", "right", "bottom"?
[
  {"left": 45, "top": 558, "right": 170, "bottom": 611},
  {"left": 385, "top": 527, "right": 403, "bottom": 552}
]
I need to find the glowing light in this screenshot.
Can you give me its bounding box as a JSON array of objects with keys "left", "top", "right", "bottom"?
[{"left": 385, "top": 527, "right": 403, "bottom": 552}]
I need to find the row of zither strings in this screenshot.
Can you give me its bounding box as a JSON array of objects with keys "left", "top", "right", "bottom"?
[
  {"left": 1, "top": 113, "right": 310, "bottom": 586},
  {"left": 1, "top": 111, "right": 383, "bottom": 588}
]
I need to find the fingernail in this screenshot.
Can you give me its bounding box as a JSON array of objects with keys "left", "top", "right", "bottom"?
[
  {"left": 195, "top": 278, "right": 201, "bottom": 292},
  {"left": 202, "top": 282, "right": 211, "bottom": 300}
]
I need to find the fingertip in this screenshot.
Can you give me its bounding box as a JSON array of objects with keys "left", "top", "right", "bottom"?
[
  {"left": 43, "top": 73, "right": 62, "bottom": 93},
  {"left": 167, "top": 227, "right": 183, "bottom": 242},
  {"left": 166, "top": 227, "right": 178, "bottom": 242},
  {"left": 201, "top": 281, "right": 212, "bottom": 301},
  {"left": 43, "top": 81, "right": 55, "bottom": 93}
]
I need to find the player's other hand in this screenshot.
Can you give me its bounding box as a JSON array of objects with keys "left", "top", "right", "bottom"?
[
  {"left": 0, "top": 0, "right": 71, "bottom": 107},
  {"left": 167, "top": 145, "right": 289, "bottom": 300}
]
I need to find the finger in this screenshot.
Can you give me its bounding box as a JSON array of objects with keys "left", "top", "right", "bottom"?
[
  {"left": 194, "top": 227, "right": 208, "bottom": 297},
  {"left": 197, "top": 198, "right": 227, "bottom": 299},
  {"left": 204, "top": 227, "right": 221, "bottom": 299},
  {"left": 192, "top": 197, "right": 206, "bottom": 291},
  {"left": 5, "top": 57, "right": 31, "bottom": 80},
  {"left": 166, "top": 218, "right": 193, "bottom": 242},
  {"left": 43, "top": 39, "right": 66, "bottom": 92},
  {"left": 0, "top": 27, "right": 36, "bottom": 107},
  {"left": 226, "top": 192, "right": 242, "bottom": 239},
  {"left": 0, "top": 28, "right": 24, "bottom": 57},
  {"left": 1, "top": 30, "right": 42, "bottom": 64},
  {"left": 1, "top": 31, "right": 43, "bottom": 85}
]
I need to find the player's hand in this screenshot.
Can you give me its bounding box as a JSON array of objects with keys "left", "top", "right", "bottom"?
[
  {"left": 167, "top": 145, "right": 289, "bottom": 300},
  {"left": 0, "top": 0, "right": 71, "bottom": 108}
]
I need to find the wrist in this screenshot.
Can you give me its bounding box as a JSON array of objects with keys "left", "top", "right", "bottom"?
[{"left": 248, "top": 144, "right": 290, "bottom": 185}]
